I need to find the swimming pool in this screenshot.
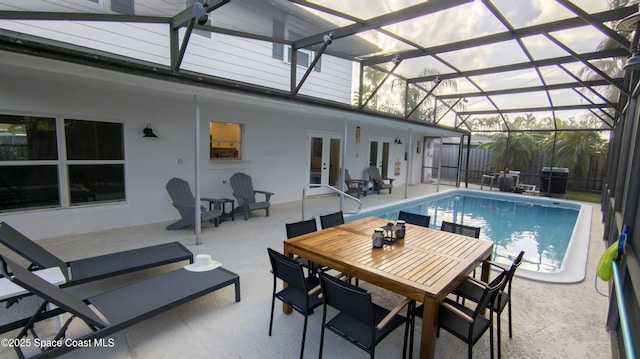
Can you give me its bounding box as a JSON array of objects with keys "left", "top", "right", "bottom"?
[{"left": 347, "top": 189, "right": 592, "bottom": 283}]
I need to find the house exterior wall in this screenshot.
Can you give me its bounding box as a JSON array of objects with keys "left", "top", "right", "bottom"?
[
  {"left": 0, "top": 3, "right": 454, "bottom": 239},
  {"left": 182, "top": 31, "right": 353, "bottom": 102},
  {"left": 0, "top": 2, "right": 353, "bottom": 103},
  {"left": 0, "top": 53, "right": 441, "bottom": 239}
]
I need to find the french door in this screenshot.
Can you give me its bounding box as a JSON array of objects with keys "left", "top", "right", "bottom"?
[
  {"left": 369, "top": 136, "right": 391, "bottom": 178},
  {"left": 306, "top": 131, "right": 342, "bottom": 195}
]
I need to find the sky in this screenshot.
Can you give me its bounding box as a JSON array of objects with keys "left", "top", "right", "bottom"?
[{"left": 305, "top": 0, "right": 630, "bottom": 129}]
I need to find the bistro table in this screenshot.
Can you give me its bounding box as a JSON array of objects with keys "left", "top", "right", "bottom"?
[{"left": 283, "top": 216, "right": 493, "bottom": 359}]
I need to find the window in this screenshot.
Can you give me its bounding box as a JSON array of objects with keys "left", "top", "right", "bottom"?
[
  {"left": 287, "top": 47, "right": 311, "bottom": 67},
  {"left": 284, "top": 46, "right": 321, "bottom": 72},
  {"left": 64, "top": 119, "right": 125, "bottom": 205},
  {"left": 209, "top": 122, "right": 242, "bottom": 160},
  {"left": 272, "top": 19, "right": 321, "bottom": 72},
  {"left": 111, "top": 0, "right": 134, "bottom": 14},
  {"left": 0, "top": 114, "right": 125, "bottom": 212}
]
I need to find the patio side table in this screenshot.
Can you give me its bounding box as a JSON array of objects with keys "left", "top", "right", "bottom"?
[{"left": 210, "top": 198, "right": 235, "bottom": 222}]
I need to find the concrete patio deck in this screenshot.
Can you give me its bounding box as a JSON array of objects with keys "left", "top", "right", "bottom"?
[{"left": 0, "top": 184, "right": 612, "bottom": 358}]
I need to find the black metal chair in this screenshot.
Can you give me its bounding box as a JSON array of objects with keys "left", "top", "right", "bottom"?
[
  {"left": 319, "top": 211, "right": 345, "bottom": 229},
  {"left": 440, "top": 220, "right": 482, "bottom": 277},
  {"left": 267, "top": 248, "right": 322, "bottom": 359},
  {"left": 318, "top": 273, "right": 415, "bottom": 359},
  {"left": 285, "top": 218, "right": 318, "bottom": 239},
  {"left": 397, "top": 211, "right": 430, "bottom": 228},
  {"left": 440, "top": 220, "right": 481, "bottom": 238},
  {"left": 452, "top": 251, "right": 525, "bottom": 359},
  {"left": 285, "top": 219, "right": 322, "bottom": 277},
  {"left": 415, "top": 269, "right": 507, "bottom": 359}
]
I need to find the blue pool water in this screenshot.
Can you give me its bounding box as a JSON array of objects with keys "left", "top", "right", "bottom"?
[{"left": 348, "top": 189, "right": 591, "bottom": 283}]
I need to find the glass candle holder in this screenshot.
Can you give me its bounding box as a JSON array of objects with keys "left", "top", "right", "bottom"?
[
  {"left": 372, "top": 228, "right": 384, "bottom": 248},
  {"left": 396, "top": 220, "right": 406, "bottom": 239}
]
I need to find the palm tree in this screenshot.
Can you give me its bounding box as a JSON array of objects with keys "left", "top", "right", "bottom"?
[
  {"left": 352, "top": 67, "right": 386, "bottom": 109},
  {"left": 399, "top": 70, "right": 458, "bottom": 121},
  {"left": 542, "top": 130, "right": 608, "bottom": 177},
  {"left": 482, "top": 133, "right": 539, "bottom": 171},
  {"left": 576, "top": 0, "right": 630, "bottom": 115}
]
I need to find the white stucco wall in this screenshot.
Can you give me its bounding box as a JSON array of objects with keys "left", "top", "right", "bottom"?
[
  {"left": 0, "top": 50, "right": 456, "bottom": 239},
  {"left": 0, "top": 3, "right": 412, "bottom": 241}
]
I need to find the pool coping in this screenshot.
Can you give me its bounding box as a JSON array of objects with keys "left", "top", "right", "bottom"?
[{"left": 347, "top": 188, "right": 592, "bottom": 284}]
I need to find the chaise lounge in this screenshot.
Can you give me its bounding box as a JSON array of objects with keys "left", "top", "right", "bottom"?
[
  {"left": 0, "top": 222, "right": 193, "bottom": 291},
  {"left": 0, "top": 255, "right": 240, "bottom": 359}
]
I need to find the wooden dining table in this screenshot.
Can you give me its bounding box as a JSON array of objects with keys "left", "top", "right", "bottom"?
[{"left": 283, "top": 216, "right": 494, "bottom": 359}]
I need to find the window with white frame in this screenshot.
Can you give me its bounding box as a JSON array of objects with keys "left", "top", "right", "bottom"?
[
  {"left": 111, "top": 0, "right": 134, "bottom": 14},
  {"left": 272, "top": 19, "right": 321, "bottom": 72},
  {"left": 209, "top": 122, "right": 242, "bottom": 160},
  {"left": 286, "top": 46, "right": 313, "bottom": 68},
  {"left": 0, "top": 114, "right": 125, "bottom": 212}
]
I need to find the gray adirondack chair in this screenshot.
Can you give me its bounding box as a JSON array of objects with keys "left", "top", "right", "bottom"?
[
  {"left": 367, "top": 166, "right": 394, "bottom": 194},
  {"left": 344, "top": 168, "right": 369, "bottom": 198},
  {"left": 230, "top": 172, "right": 274, "bottom": 220},
  {"left": 165, "top": 177, "right": 221, "bottom": 230}
]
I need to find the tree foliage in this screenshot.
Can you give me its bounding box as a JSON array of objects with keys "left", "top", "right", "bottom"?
[
  {"left": 542, "top": 131, "right": 608, "bottom": 177},
  {"left": 480, "top": 133, "right": 539, "bottom": 171},
  {"left": 353, "top": 66, "right": 459, "bottom": 121}
]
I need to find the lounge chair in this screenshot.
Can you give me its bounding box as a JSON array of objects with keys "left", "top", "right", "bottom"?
[
  {"left": 0, "top": 222, "right": 193, "bottom": 290},
  {"left": 165, "top": 177, "right": 222, "bottom": 230},
  {"left": 230, "top": 172, "right": 274, "bottom": 220},
  {"left": 367, "top": 166, "right": 394, "bottom": 194},
  {"left": 343, "top": 169, "right": 369, "bottom": 198},
  {"left": 0, "top": 255, "right": 240, "bottom": 359}
]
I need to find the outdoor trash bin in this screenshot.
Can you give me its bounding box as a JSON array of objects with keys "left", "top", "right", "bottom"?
[{"left": 540, "top": 167, "right": 569, "bottom": 196}]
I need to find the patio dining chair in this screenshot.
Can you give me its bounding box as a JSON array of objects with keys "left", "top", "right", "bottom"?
[
  {"left": 0, "top": 255, "right": 240, "bottom": 359},
  {"left": 285, "top": 219, "right": 324, "bottom": 277},
  {"left": 415, "top": 268, "right": 507, "bottom": 359},
  {"left": 267, "top": 248, "right": 322, "bottom": 359},
  {"left": 317, "top": 272, "right": 415, "bottom": 359},
  {"left": 319, "top": 211, "right": 344, "bottom": 229},
  {"left": 367, "top": 166, "right": 394, "bottom": 194},
  {"left": 440, "top": 220, "right": 481, "bottom": 238},
  {"left": 440, "top": 220, "right": 482, "bottom": 277},
  {"left": 230, "top": 172, "right": 274, "bottom": 220},
  {"left": 451, "top": 251, "right": 525, "bottom": 359},
  {"left": 398, "top": 211, "right": 430, "bottom": 228}
]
